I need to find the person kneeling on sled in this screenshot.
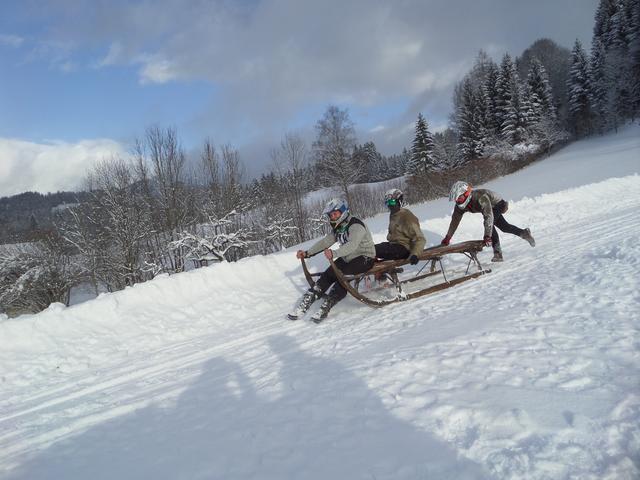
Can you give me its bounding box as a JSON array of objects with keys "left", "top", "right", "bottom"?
[
  {"left": 289, "top": 198, "right": 376, "bottom": 323},
  {"left": 374, "top": 188, "right": 426, "bottom": 265},
  {"left": 441, "top": 181, "right": 535, "bottom": 262}
]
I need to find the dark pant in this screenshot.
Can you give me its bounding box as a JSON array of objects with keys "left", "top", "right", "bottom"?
[
  {"left": 315, "top": 256, "right": 375, "bottom": 302},
  {"left": 491, "top": 200, "right": 524, "bottom": 250},
  {"left": 375, "top": 242, "right": 410, "bottom": 260}
]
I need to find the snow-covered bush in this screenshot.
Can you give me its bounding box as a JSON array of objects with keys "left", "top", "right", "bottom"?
[
  {"left": 169, "top": 210, "right": 252, "bottom": 266},
  {"left": 0, "top": 235, "right": 83, "bottom": 316}
]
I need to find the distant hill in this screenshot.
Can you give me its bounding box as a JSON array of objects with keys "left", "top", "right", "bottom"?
[{"left": 0, "top": 190, "right": 90, "bottom": 244}]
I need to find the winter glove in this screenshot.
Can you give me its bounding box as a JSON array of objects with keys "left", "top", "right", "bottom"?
[
  {"left": 296, "top": 250, "right": 308, "bottom": 259},
  {"left": 409, "top": 254, "right": 419, "bottom": 265},
  {"left": 441, "top": 235, "right": 451, "bottom": 246},
  {"left": 483, "top": 236, "right": 492, "bottom": 246}
]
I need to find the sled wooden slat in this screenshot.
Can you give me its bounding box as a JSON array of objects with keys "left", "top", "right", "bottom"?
[{"left": 301, "top": 240, "right": 491, "bottom": 308}]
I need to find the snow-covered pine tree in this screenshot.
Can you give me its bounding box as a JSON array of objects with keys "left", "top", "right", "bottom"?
[
  {"left": 353, "top": 141, "right": 384, "bottom": 182},
  {"left": 594, "top": 0, "right": 619, "bottom": 48},
  {"left": 496, "top": 53, "right": 527, "bottom": 144},
  {"left": 516, "top": 39, "right": 572, "bottom": 131},
  {"left": 433, "top": 129, "right": 459, "bottom": 170},
  {"left": 590, "top": 38, "right": 609, "bottom": 132},
  {"left": 483, "top": 61, "right": 501, "bottom": 138},
  {"left": 603, "top": 0, "right": 635, "bottom": 130},
  {"left": 409, "top": 113, "right": 436, "bottom": 174},
  {"left": 629, "top": 0, "right": 640, "bottom": 119},
  {"left": 527, "top": 57, "right": 557, "bottom": 125},
  {"left": 456, "top": 78, "right": 487, "bottom": 160},
  {"left": 589, "top": 0, "right": 640, "bottom": 129},
  {"left": 567, "top": 39, "right": 593, "bottom": 137}
]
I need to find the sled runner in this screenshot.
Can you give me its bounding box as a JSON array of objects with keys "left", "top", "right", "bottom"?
[{"left": 300, "top": 240, "right": 491, "bottom": 307}]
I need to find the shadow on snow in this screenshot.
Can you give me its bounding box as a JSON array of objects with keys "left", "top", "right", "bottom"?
[{"left": 7, "top": 335, "right": 491, "bottom": 479}]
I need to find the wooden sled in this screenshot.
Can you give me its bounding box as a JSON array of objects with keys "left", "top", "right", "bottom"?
[{"left": 300, "top": 240, "right": 491, "bottom": 308}]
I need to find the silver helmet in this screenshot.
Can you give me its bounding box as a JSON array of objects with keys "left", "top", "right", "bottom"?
[
  {"left": 384, "top": 188, "right": 404, "bottom": 207},
  {"left": 323, "top": 198, "right": 350, "bottom": 228},
  {"left": 449, "top": 181, "right": 471, "bottom": 209}
]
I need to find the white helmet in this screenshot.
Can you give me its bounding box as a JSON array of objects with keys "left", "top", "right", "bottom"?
[
  {"left": 384, "top": 188, "right": 404, "bottom": 207},
  {"left": 323, "top": 198, "right": 350, "bottom": 228},
  {"left": 449, "top": 181, "right": 472, "bottom": 209}
]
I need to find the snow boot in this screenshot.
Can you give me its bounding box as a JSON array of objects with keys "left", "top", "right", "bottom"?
[
  {"left": 521, "top": 228, "right": 535, "bottom": 247},
  {"left": 288, "top": 287, "right": 321, "bottom": 320},
  {"left": 311, "top": 291, "right": 340, "bottom": 324},
  {"left": 491, "top": 246, "right": 504, "bottom": 263}
]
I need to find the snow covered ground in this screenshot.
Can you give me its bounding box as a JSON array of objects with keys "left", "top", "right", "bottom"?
[{"left": 1, "top": 124, "right": 639, "bottom": 479}]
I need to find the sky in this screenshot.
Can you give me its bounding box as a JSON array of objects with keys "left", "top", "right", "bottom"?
[{"left": 1, "top": 0, "right": 599, "bottom": 196}]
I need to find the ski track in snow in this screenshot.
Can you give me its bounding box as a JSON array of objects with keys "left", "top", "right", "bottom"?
[{"left": 1, "top": 128, "right": 639, "bottom": 479}]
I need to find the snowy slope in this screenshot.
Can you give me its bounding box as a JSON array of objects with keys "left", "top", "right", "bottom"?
[{"left": 1, "top": 125, "right": 639, "bottom": 479}]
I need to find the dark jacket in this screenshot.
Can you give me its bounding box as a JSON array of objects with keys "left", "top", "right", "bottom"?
[{"left": 446, "top": 189, "right": 504, "bottom": 238}]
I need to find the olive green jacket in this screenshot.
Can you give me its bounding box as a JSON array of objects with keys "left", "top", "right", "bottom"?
[{"left": 387, "top": 208, "right": 426, "bottom": 256}]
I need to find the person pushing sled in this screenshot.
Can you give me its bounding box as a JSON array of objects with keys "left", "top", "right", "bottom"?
[{"left": 442, "top": 181, "right": 535, "bottom": 262}]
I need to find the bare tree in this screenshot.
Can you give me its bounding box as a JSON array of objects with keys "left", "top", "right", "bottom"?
[
  {"left": 133, "top": 126, "right": 196, "bottom": 273},
  {"left": 200, "top": 138, "right": 221, "bottom": 209},
  {"left": 59, "top": 157, "right": 154, "bottom": 292},
  {"left": 271, "top": 132, "right": 309, "bottom": 242},
  {"left": 312, "top": 105, "right": 361, "bottom": 205},
  {"left": 220, "top": 144, "right": 246, "bottom": 215}
]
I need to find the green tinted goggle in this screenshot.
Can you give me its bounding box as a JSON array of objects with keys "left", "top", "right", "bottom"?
[{"left": 386, "top": 198, "right": 398, "bottom": 206}]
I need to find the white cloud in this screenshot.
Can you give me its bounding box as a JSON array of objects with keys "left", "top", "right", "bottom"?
[
  {"left": 10, "top": 0, "right": 599, "bottom": 175},
  {"left": 138, "top": 55, "right": 180, "bottom": 84},
  {"left": 0, "top": 34, "right": 24, "bottom": 48},
  {"left": 52, "top": 0, "right": 593, "bottom": 143},
  {"left": 0, "top": 138, "right": 129, "bottom": 197}
]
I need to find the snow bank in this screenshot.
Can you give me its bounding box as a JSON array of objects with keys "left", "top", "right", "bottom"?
[{"left": 1, "top": 125, "right": 639, "bottom": 479}]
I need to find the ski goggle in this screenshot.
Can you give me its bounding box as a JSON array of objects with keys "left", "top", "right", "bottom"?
[
  {"left": 386, "top": 198, "right": 398, "bottom": 207},
  {"left": 455, "top": 191, "right": 470, "bottom": 204},
  {"left": 328, "top": 210, "right": 342, "bottom": 221}
]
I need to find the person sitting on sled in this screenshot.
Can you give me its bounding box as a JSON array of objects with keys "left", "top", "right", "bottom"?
[
  {"left": 441, "top": 181, "right": 535, "bottom": 262},
  {"left": 289, "top": 198, "right": 376, "bottom": 323},
  {"left": 374, "top": 188, "right": 426, "bottom": 265}
]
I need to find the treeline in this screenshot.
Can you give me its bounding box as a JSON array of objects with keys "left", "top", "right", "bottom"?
[
  {"left": 1, "top": 0, "right": 638, "bottom": 317},
  {"left": 0, "top": 191, "right": 91, "bottom": 243}
]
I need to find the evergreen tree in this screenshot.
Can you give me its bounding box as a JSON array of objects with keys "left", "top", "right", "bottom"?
[
  {"left": 353, "top": 141, "right": 383, "bottom": 181},
  {"left": 527, "top": 57, "right": 557, "bottom": 124},
  {"left": 604, "top": 0, "right": 635, "bottom": 129},
  {"left": 594, "top": 0, "right": 618, "bottom": 48},
  {"left": 589, "top": 37, "right": 609, "bottom": 131},
  {"left": 483, "top": 61, "right": 501, "bottom": 138},
  {"left": 496, "top": 54, "right": 527, "bottom": 144},
  {"left": 516, "top": 39, "right": 571, "bottom": 128},
  {"left": 433, "top": 129, "right": 459, "bottom": 170},
  {"left": 409, "top": 113, "right": 436, "bottom": 174},
  {"left": 567, "top": 39, "right": 593, "bottom": 136},
  {"left": 456, "top": 78, "right": 487, "bottom": 160},
  {"left": 628, "top": 0, "right": 640, "bottom": 118}
]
